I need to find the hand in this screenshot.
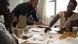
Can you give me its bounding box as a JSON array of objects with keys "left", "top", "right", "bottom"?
[
  {"left": 57, "top": 27, "right": 66, "bottom": 34},
  {"left": 44, "top": 27, "right": 51, "bottom": 33},
  {"left": 38, "top": 21, "right": 43, "bottom": 25},
  {"left": 33, "top": 21, "right": 38, "bottom": 25},
  {"left": 33, "top": 21, "right": 43, "bottom": 25}
]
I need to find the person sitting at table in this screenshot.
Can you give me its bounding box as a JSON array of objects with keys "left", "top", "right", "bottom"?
[{"left": 44, "top": 0, "right": 78, "bottom": 34}]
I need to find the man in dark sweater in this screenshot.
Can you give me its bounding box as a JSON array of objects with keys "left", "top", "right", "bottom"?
[{"left": 12, "top": 0, "right": 39, "bottom": 27}]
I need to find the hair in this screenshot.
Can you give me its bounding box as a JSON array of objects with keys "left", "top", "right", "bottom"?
[
  {"left": 30, "top": 0, "right": 38, "bottom": 3},
  {"left": 30, "top": 0, "right": 38, "bottom": 2},
  {"left": 69, "top": 0, "right": 77, "bottom": 7},
  {"left": 0, "top": 0, "right": 10, "bottom": 15}
]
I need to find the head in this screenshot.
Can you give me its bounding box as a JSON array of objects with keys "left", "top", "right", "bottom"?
[
  {"left": 67, "top": 0, "right": 77, "bottom": 12},
  {"left": 0, "top": 0, "right": 10, "bottom": 15},
  {"left": 29, "top": 0, "right": 38, "bottom": 8}
]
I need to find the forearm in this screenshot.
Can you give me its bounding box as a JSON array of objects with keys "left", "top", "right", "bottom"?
[
  {"left": 49, "top": 19, "right": 57, "bottom": 28},
  {"left": 49, "top": 15, "right": 59, "bottom": 28}
]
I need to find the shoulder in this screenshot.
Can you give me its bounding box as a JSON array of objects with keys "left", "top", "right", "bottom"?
[
  {"left": 19, "top": 2, "right": 29, "bottom": 5},
  {"left": 16, "top": 2, "right": 29, "bottom": 8},
  {"left": 57, "top": 11, "right": 65, "bottom": 16},
  {"left": 58, "top": 11, "right": 64, "bottom": 14}
]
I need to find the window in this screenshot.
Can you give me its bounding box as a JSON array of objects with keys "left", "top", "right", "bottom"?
[
  {"left": 45, "top": 0, "right": 56, "bottom": 18},
  {"left": 56, "top": 0, "right": 78, "bottom": 13}
]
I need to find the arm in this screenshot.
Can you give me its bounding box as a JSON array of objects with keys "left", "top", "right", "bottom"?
[
  {"left": 2, "top": 7, "right": 14, "bottom": 34},
  {"left": 49, "top": 14, "right": 60, "bottom": 28},
  {"left": 32, "top": 9, "right": 39, "bottom": 22},
  {"left": 44, "top": 14, "right": 59, "bottom": 33},
  {"left": 62, "top": 13, "right": 78, "bottom": 30},
  {"left": 32, "top": 9, "right": 41, "bottom": 25},
  {"left": 11, "top": 5, "right": 20, "bottom": 16},
  {"left": 11, "top": 4, "right": 21, "bottom": 27}
]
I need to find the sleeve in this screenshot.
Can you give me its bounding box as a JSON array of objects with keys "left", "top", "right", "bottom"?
[
  {"left": 58, "top": 11, "right": 64, "bottom": 17},
  {"left": 11, "top": 4, "right": 21, "bottom": 17},
  {"left": 32, "top": 9, "right": 39, "bottom": 21}
]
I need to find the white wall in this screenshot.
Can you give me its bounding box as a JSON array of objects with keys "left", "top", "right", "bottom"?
[
  {"left": 37, "top": 0, "right": 45, "bottom": 22},
  {"left": 39, "top": 0, "right": 51, "bottom": 25},
  {"left": 9, "top": 0, "right": 22, "bottom": 11},
  {"left": 42, "top": 0, "right": 55, "bottom": 25},
  {"left": 23, "top": 0, "right": 29, "bottom": 2},
  {"left": 9, "top": 0, "right": 29, "bottom": 12},
  {"left": 76, "top": 0, "right": 78, "bottom": 12}
]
